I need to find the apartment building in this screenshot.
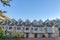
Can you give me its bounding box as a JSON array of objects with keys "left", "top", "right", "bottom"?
[{"left": 0, "top": 19, "right": 60, "bottom": 38}]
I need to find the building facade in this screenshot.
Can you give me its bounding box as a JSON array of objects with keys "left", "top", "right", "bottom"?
[{"left": 0, "top": 19, "right": 60, "bottom": 38}]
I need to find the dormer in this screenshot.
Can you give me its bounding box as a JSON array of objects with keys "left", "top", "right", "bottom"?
[
  {"left": 9, "top": 18, "right": 17, "bottom": 26},
  {"left": 44, "top": 19, "right": 54, "bottom": 27},
  {"left": 17, "top": 19, "right": 23, "bottom": 26},
  {"left": 38, "top": 20, "right": 44, "bottom": 27},
  {"left": 32, "top": 19, "right": 38, "bottom": 26},
  {"left": 24, "top": 19, "right": 31, "bottom": 26}
]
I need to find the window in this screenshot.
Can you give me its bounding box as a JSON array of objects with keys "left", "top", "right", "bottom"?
[
  {"left": 9, "top": 27, "right": 12, "bottom": 30},
  {"left": 17, "top": 27, "right": 21, "bottom": 30},
  {"left": 47, "top": 27, "right": 52, "bottom": 32},
  {"left": 26, "top": 27, "right": 29, "bottom": 30},
  {"left": 40, "top": 27, "right": 44, "bottom": 31},
  {"left": 34, "top": 28, "right": 38, "bottom": 31},
  {"left": 59, "top": 28, "right": 60, "bottom": 31}
]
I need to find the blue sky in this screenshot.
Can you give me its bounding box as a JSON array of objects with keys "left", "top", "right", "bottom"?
[{"left": 0, "top": 0, "right": 60, "bottom": 21}]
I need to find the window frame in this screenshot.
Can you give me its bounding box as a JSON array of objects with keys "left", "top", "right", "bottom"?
[
  {"left": 17, "top": 27, "right": 21, "bottom": 30},
  {"left": 9, "top": 27, "right": 12, "bottom": 30},
  {"left": 39, "top": 27, "right": 44, "bottom": 31},
  {"left": 25, "top": 27, "right": 29, "bottom": 30},
  {"left": 47, "top": 27, "right": 52, "bottom": 32}
]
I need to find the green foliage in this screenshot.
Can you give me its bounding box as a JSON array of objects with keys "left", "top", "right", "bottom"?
[
  {"left": 0, "top": 26, "right": 5, "bottom": 36},
  {"left": 0, "top": 26, "right": 6, "bottom": 40},
  {"left": 0, "top": 0, "right": 12, "bottom": 7},
  {"left": 13, "top": 31, "right": 24, "bottom": 38}
]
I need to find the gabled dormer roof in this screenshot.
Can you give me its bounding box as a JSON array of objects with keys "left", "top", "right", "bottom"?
[
  {"left": 24, "top": 19, "right": 31, "bottom": 26},
  {"left": 32, "top": 19, "right": 38, "bottom": 26},
  {"left": 17, "top": 19, "right": 23, "bottom": 26}
]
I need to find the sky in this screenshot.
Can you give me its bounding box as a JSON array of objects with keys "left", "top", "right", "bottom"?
[{"left": 0, "top": 0, "right": 60, "bottom": 21}]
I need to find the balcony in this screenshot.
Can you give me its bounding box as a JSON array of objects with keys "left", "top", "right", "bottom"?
[
  {"left": 31, "top": 27, "right": 45, "bottom": 33},
  {"left": 23, "top": 27, "right": 31, "bottom": 33}
]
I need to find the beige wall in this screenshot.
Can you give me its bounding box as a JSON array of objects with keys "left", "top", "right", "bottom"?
[{"left": 1, "top": 25, "right": 59, "bottom": 38}]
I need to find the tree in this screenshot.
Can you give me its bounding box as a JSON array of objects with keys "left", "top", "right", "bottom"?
[
  {"left": 0, "top": 26, "right": 6, "bottom": 40},
  {"left": 12, "top": 31, "right": 24, "bottom": 40},
  {"left": 0, "top": 10, "right": 11, "bottom": 22},
  {"left": 0, "top": 0, "right": 12, "bottom": 22},
  {"left": 0, "top": 0, "right": 12, "bottom": 7},
  {"left": 0, "top": 0, "right": 12, "bottom": 40},
  {"left": 15, "top": 32, "right": 24, "bottom": 38}
]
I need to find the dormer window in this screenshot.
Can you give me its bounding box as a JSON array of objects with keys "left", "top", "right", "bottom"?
[
  {"left": 25, "top": 19, "right": 30, "bottom": 26},
  {"left": 17, "top": 19, "right": 23, "bottom": 26},
  {"left": 32, "top": 20, "right": 38, "bottom": 26}
]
